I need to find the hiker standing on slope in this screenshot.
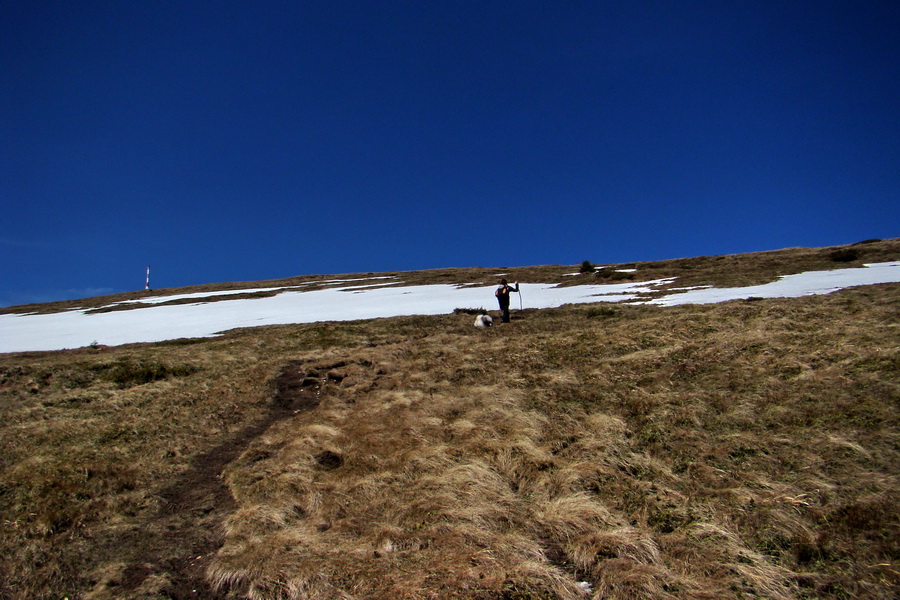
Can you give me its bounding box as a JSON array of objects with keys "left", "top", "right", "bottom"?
[{"left": 495, "top": 279, "right": 520, "bottom": 323}]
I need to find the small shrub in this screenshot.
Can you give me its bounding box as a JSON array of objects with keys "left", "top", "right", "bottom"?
[
  {"left": 99, "top": 358, "right": 198, "bottom": 388},
  {"left": 829, "top": 248, "right": 859, "bottom": 262},
  {"left": 586, "top": 306, "right": 618, "bottom": 319},
  {"left": 580, "top": 260, "right": 595, "bottom": 273},
  {"left": 597, "top": 270, "right": 635, "bottom": 281}
]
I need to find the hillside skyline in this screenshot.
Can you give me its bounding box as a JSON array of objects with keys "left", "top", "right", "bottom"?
[{"left": 3, "top": 239, "right": 899, "bottom": 352}]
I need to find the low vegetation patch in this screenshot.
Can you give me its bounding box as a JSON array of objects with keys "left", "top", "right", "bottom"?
[
  {"left": 594, "top": 269, "right": 636, "bottom": 281},
  {"left": 96, "top": 357, "right": 200, "bottom": 387},
  {"left": 453, "top": 307, "right": 488, "bottom": 315},
  {"left": 1, "top": 241, "right": 898, "bottom": 600},
  {"left": 828, "top": 248, "right": 860, "bottom": 262}
]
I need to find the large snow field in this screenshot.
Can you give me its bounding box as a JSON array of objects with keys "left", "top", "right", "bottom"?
[{"left": 1, "top": 262, "right": 898, "bottom": 353}]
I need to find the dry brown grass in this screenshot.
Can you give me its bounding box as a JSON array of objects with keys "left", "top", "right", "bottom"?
[{"left": 1, "top": 240, "right": 898, "bottom": 599}]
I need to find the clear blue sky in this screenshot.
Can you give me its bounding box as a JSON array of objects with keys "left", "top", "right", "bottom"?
[{"left": 3, "top": 1, "right": 898, "bottom": 307}]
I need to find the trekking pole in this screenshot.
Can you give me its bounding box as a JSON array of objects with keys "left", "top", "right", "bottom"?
[{"left": 518, "top": 283, "right": 523, "bottom": 311}]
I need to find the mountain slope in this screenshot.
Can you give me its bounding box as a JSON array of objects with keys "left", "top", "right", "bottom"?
[{"left": 0, "top": 240, "right": 898, "bottom": 600}]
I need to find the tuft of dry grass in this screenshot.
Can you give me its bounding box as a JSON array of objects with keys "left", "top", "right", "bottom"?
[{"left": 1, "top": 240, "right": 898, "bottom": 599}]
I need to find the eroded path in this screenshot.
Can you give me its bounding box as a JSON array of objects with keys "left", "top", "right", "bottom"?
[{"left": 90, "top": 360, "right": 348, "bottom": 599}]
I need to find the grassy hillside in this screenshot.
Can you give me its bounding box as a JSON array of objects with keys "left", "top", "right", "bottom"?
[{"left": 1, "top": 240, "right": 898, "bottom": 599}]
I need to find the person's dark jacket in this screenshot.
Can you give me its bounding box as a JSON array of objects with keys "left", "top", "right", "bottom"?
[{"left": 495, "top": 282, "right": 519, "bottom": 309}]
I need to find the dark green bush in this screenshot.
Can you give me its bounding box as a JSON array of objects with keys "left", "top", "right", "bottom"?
[{"left": 829, "top": 248, "right": 859, "bottom": 262}]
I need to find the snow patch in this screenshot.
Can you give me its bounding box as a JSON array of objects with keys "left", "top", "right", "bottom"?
[{"left": 645, "top": 261, "right": 900, "bottom": 306}]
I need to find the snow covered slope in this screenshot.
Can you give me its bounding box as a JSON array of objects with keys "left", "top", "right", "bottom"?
[{"left": 2, "top": 263, "right": 898, "bottom": 353}]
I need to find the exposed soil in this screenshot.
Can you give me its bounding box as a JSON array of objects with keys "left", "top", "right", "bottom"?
[{"left": 105, "top": 361, "right": 331, "bottom": 599}]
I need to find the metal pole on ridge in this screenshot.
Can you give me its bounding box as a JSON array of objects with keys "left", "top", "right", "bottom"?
[{"left": 145, "top": 265, "right": 151, "bottom": 291}]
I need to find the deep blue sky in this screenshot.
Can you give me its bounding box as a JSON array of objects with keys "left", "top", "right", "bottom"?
[{"left": 3, "top": 1, "right": 898, "bottom": 306}]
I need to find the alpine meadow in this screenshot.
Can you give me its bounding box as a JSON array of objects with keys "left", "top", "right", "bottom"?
[{"left": 1, "top": 239, "right": 898, "bottom": 600}]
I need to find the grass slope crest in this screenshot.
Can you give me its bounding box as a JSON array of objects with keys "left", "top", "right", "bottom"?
[{"left": 0, "top": 239, "right": 898, "bottom": 600}]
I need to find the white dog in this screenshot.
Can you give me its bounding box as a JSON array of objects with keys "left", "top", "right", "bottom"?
[{"left": 474, "top": 314, "right": 493, "bottom": 328}]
